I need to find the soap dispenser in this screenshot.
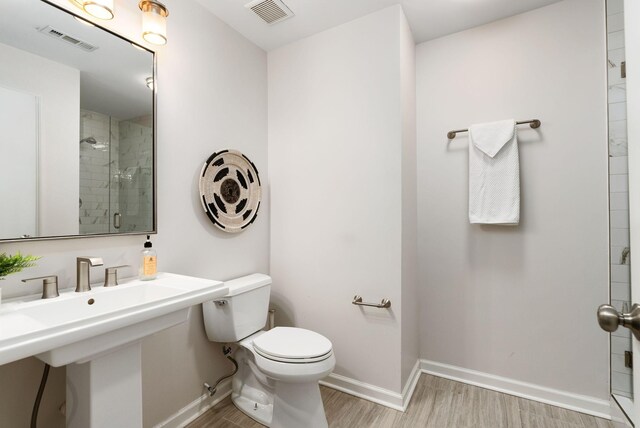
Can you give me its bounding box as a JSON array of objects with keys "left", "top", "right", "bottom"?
[{"left": 140, "top": 235, "right": 157, "bottom": 280}]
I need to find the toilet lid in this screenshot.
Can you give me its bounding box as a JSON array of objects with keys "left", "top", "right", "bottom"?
[{"left": 253, "top": 327, "right": 332, "bottom": 362}]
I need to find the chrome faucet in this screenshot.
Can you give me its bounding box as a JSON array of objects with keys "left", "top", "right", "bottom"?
[{"left": 76, "top": 257, "right": 103, "bottom": 292}]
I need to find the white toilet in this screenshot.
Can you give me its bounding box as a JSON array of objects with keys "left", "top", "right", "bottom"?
[{"left": 202, "top": 274, "right": 335, "bottom": 428}]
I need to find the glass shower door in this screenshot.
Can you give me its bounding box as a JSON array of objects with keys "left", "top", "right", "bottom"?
[
  {"left": 114, "top": 116, "right": 154, "bottom": 233},
  {"left": 79, "top": 110, "right": 113, "bottom": 235},
  {"left": 108, "top": 116, "right": 121, "bottom": 233}
]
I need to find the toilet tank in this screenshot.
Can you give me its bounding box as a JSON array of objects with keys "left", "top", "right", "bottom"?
[{"left": 202, "top": 273, "right": 272, "bottom": 343}]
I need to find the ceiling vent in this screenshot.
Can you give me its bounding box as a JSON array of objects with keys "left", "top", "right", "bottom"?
[
  {"left": 245, "top": 0, "right": 294, "bottom": 25},
  {"left": 37, "top": 26, "right": 98, "bottom": 52}
]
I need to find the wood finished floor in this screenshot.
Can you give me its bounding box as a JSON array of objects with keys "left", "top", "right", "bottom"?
[{"left": 187, "top": 374, "right": 614, "bottom": 428}]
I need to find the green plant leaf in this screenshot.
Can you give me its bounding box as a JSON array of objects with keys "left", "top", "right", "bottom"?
[{"left": 0, "top": 253, "right": 41, "bottom": 280}]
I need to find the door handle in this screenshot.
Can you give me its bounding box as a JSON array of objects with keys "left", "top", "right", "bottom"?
[{"left": 597, "top": 304, "right": 640, "bottom": 340}]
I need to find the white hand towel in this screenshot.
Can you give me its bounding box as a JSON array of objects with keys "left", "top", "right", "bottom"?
[{"left": 468, "top": 119, "right": 520, "bottom": 225}]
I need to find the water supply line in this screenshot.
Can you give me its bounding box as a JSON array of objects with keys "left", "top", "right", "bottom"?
[
  {"left": 31, "top": 363, "right": 50, "bottom": 428},
  {"left": 268, "top": 309, "right": 275, "bottom": 330},
  {"left": 204, "top": 345, "right": 238, "bottom": 397}
]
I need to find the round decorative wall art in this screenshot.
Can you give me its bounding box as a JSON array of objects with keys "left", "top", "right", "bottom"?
[{"left": 199, "top": 149, "right": 262, "bottom": 233}]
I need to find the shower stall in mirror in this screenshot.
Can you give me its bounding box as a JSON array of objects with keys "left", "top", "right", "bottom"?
[
  {"left": 607, "top": 0, "right": 633, "bottom": 421},
  {"left": 79, "top": 110, "right": 153, "bottom": 234}
]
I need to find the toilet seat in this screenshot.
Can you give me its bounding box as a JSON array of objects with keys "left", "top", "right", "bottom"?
[{"left": 253, "top": 327, "right": 333, "bottom": 363}]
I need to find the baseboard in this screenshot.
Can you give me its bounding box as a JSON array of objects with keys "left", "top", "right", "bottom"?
[
  {"left": 153, "top": 379, "right": 232, "bottom": 428},
  {"left": 611, "top": 394, "right": 634, "bottom": 427},
  {"left": 156, "top": 360, "right": 610, "bottom": 425},
  {"left": 320, "top": 373, "right": 404, "bottom": 411},
  {"left": 401, "top": 360, "right": 422, "bottom": 410},
  {"left": 420, "top": 359, "right": 611, "bottom": 419},
  {"left": 319, "top": 360, "right": 422, "bottom": 412}
]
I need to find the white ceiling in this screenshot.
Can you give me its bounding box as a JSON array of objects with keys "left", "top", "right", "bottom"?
[{"left": 195, "top": 0, "right": 564, "bottom": 51}]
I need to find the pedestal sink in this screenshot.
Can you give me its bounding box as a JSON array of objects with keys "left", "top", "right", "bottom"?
[{"left": 0, "top": 272, "right": 227, "bottom": 428}]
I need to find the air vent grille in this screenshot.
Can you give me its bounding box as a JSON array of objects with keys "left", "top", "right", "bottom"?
[
  {"left": 245, "top": 0, "right": 294, "bottom": 25},
  {"left": 38, "top": 26, "right": 98, "bottom": 52}
]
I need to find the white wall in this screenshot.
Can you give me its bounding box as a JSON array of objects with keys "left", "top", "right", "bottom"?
[
  {"left": 0, "top": 0, "right": 268, "bottom": 427},
  {"left": 269, "top": 5, "right": 413, "bottom": 394},
  {"left": 416, "top": 0, "right": 609, "bottom": 402},
  {"left": 399, "top": 11, "right": 419, "bottom": 390},
  {"left": 0, "top": 42, "right": 79, "bottom": 237}
]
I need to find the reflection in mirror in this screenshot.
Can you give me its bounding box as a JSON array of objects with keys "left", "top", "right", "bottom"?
[
  {"left": 0, "top": 87, "right": 38, "bottom": 238},
  {"left": 79, "top": 109, "right": 153, "bottom": 234},
  {"left": 0, "top": 0, "right": 155, "bottom": 241}
]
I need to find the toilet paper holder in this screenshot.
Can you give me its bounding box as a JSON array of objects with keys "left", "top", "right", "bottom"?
[{"left": 352, "top": 295, "right": 391, "bottom": 309}]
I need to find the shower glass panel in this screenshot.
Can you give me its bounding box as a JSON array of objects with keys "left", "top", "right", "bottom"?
[
  {"left": 607, "top": 0, "right": 633, "bottom": 414},
  {"left": 79, "top": 110, "right": 153, "bottom": 234}
]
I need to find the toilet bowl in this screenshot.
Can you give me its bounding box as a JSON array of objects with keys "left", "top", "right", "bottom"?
[
  {"left": 202, "top": 274, "right": 335, "bottom": 428},
  {"left": 251, "top": 327, "right": 335, "bottom": 380}
]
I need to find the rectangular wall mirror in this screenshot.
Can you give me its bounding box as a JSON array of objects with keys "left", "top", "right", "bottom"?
[{"left": 0, "top": 0, "right": 156, "bottom": 242}]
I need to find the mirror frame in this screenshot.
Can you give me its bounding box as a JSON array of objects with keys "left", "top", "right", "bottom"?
[{"left": 0, "top": 0, "right": 157, "bottom": 243}]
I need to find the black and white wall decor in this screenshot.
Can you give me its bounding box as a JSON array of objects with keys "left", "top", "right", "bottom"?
[{"left": 199, "top": 150, "right": 262, "bottom": 233}]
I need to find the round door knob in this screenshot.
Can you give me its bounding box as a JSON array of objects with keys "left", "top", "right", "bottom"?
[{"left": 597, "top": 304, "right": 621, "bottom": 333}]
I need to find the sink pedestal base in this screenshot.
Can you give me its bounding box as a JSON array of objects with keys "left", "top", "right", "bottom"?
[{"left": 66, "top": 342, "right": 143, "bottom": 428}]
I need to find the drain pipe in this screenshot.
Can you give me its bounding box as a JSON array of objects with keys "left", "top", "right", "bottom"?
[{"left": 204, "top": 345, "right": 238, "bottom": 397}]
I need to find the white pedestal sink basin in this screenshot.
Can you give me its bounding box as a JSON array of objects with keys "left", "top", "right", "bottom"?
[{"left": 0, "top": 272, "right": 227, "bottom": 428}]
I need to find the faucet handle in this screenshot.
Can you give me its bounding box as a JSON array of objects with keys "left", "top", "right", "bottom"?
[
  {"left": 77, "top": 257, "right": 104, "bottom": 267},
  {"left": 22, "top": 275, "right": 60, "bottom": 299},
  {"left": 104, "top": 265, "right": 130, "bottom": 287}
]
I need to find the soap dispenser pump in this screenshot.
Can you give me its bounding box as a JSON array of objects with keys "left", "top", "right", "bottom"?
[{"left": 140, "top": 235, "right": 157, "bottom": 280}]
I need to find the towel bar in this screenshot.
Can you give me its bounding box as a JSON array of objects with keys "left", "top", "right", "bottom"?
[
  {"left": 352, "top": 295, "right": 391, "bottom": 309},
  {"left": 447, "top": 119, "right": 541, "bottom": 139}
]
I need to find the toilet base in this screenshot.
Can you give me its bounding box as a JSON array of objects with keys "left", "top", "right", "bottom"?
[
  {"left": 231, "top": 341, "right": 330, "bottom": 428},
  {"left": 232, "top": 391, "right": 273, "bottom": 426},
  {"left": 272, "top": 382, "right": 328, "bottom": 428},
  {"left": 233, "top": 381, "right": 328, "bottom": 428}
]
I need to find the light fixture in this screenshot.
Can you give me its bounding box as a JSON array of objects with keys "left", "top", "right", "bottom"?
[
  {"left": 145, "top": 77, "right": 154, "bottom": 90},
  {"left": 69, "top": 0, "right": 170, "bottom": 45},
  {"left": 69, "top": 0, "right": 114, "bottom": 20},
  {"left": 139, "top": 1, "right": 169, "bottom": 46},
  {"left": 86, "top": 0, "right": 116, "bottom": 20}
]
